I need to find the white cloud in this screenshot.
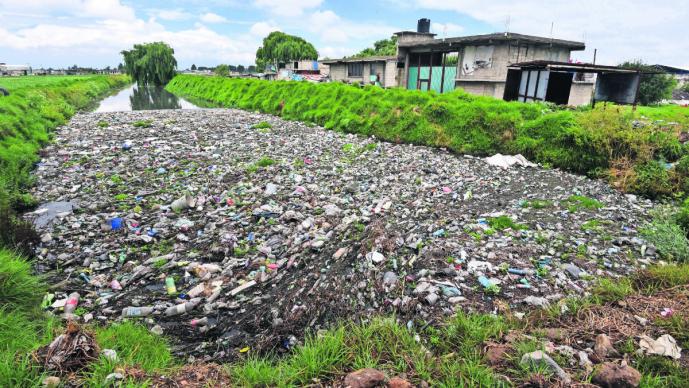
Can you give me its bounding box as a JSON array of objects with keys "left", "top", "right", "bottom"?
[
  {"left": 306, "top": 10, "right": 396, "bottom": 46},
  {"left": 253, "top": 0, "right": 323, "bottom": 17},
  {"left": 250, "top": 21, "right": 281, "bottom": 37},
  {"left": 155, "top": 9, "right": 192, "bottom": 21},
  {"left": 431, "top": 22, "right": 463, "bottom": 38},
  {"left": 200, "top": 12, "right": 228, "bottom": 24},
  {"left": 414, "top": 0, "right": 689, "bottom": 67},
  {"left": 0, "top": 1, "right": 260, "bottom": 66}
]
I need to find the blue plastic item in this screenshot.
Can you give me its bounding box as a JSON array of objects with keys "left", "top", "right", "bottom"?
[{"left": 110, "top": 218, "right": 123, "bottom": 230}]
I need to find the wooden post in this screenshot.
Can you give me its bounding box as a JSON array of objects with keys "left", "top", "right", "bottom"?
[{"left": 440, "top": 52, "right": 447, "bottom": 93}]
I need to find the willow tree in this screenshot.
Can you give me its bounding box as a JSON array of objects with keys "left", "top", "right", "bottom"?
[
  {"left": 255, "top": 32, "right": 318, "bottom": 71},
  {"left": 121, "top": 42, "right": 177, "bottom": 86}
]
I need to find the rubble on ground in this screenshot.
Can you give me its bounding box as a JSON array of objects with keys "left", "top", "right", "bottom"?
[{"left": 27, "top": 109, "right": 659, "bottom": 361}]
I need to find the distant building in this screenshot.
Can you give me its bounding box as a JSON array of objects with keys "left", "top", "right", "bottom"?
[
  {"left": 321, "top": 18, "right": 642, "bottom": 106},
  {"left": 0, "top": 63, "right": 32, "bottom": 76},
  {"left": 321, "top": 56, "right": 399, "bottom": 88},
  {"left": 653, "top": 64, "right": 689, "bottom": 87}
]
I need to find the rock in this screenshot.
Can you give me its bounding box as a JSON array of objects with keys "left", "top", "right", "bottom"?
[
  {"left": 594, "top": 334, "right": 619, "bottom": 359},
  {"left": 42, "top": 376, "right": 60, "bottom": 388},
  {"left": 484, "top": 343, "right": 510, "bottom": 366},
  {"left": 591, "top": 362, "right": 641, "bottom": 388},
  {"left": 151, "top": 325, "right": 164, "bottom": 335},
  {"left": 387, "top": 376, "right": 412, "bottom": 388},
  {"left": 344, "top": 368, "right": 387, "bottom": 388},
  {"left": 41, "top": 233, "right": 52, "bottom": 243},
  {"left": 520, "top": 350, "right": 571, "bottom": 384}
]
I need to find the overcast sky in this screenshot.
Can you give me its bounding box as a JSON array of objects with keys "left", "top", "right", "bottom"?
[{"left": 1, "top": 0, "right": 687, "bottom": 69}]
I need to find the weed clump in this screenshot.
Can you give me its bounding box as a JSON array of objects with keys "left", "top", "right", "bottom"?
[
  {"left": 252, "top": 121, "right": 272, "bottom": 129},
  {"left": 488, "top": 215, "right": 527, "bottom": 231},
  {"left": 132, "top": 119, "right": 153, "bottom": 128}
]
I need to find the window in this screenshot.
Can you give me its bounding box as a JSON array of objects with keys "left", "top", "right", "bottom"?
[{"left": 348, "top": 62, "right": 363, "bottom": 77}]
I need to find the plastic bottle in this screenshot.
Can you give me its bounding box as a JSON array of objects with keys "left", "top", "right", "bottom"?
[
  {"left": 121, "top": 306, "right": 154, "bottom": 317},
  {"left": 165, "top": 298, "right": 201, "bottom": 316},
  {"left": 63, "top": 292, "right": 80, "bottom": 315},
  {"left": 165, "top": 277, "right": 177, "bottom": 295}
]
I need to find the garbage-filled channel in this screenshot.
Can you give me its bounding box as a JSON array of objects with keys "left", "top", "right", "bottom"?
[{"left": 26, "top": 108, "right": 658, "bottom": 361}]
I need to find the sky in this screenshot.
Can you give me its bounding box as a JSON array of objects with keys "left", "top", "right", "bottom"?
[{"left": 1, "top": 0, "right": 687, "bottom": 70}]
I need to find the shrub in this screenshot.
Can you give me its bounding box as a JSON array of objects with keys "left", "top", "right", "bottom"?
[
  {"left": 641, "top": 208, "right": 689, "bottom": 263},
  {"left": 631, "top": 161, "right": 674, "bottom": 199}
]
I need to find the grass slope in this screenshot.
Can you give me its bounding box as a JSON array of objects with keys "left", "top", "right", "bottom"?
[{"left": 167, "top": 75, "right": 689, "bottom": 200}]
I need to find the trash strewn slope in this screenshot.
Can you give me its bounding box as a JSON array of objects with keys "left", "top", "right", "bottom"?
[{"left": 27, "top": 109, "right": 657, "bottom": 361}]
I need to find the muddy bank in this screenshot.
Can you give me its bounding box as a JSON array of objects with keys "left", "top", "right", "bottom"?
[{"left": 27, "top": 108, "right": 657, "bottom": 361}]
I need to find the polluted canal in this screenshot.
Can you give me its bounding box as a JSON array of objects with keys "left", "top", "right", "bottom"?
[
  {"left": 95, "top": 83, "right": 200, "bottom": 112},
  {"left": 25, "top": 107, "right": 659, "bottom": 361}
]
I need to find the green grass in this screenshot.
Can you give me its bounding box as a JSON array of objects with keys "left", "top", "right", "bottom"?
[
  {"left": 0, "top": 249, "right": 58, "bottom": 386},
  {"left": 95, "top": 321, "right": 173, "bottom": 371},
  {"left": 229, "top": 314, "right": 509, "bottom": 387},
  {"left": 255, "top": 157, "right": 276, "bottom": 167},
  {"left": 0, "top": 249, "right": 45, "bottom": 312},
  {"left": 487, "top": 215, "right": 528, "bottom": 231},
  {"left": 566, "top": 195, "right": 604, "bottom": 212},
  {"left": 251, "top": 121, "right": 272, "bottom": 129},
  {"left": 166, "top": 75, "right": 689, "bottom": 200},
  {"left": 132, "top": 119, "right": 153, "bottom": 128},
  {"left": 641, "top": 208, "right": 689, "bottom": 263}
]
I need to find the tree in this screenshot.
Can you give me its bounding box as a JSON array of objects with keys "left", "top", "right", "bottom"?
[
  {"left": 121, "top": 42, "right": 177, "bottom": 86},
  {"left": 255, "top": 31, "right": 318, "bottom": 71},
  {"left": 247, "top": 65, "right": 257, "bottom": 73},
  {"left": 353, "top": 36, "right": 397, "bottom": 58},
  {"left": 214, "top": 64, "right": 230, "bottom": 77},
  {"left": 619, "top": 60, "right": 677, "bottom": 105},
  {"left": 191, "top": 64, "right": 197, "bottom": 71},
  {"left": 237, "top": 65, "right": 245, "bottom": 73}
]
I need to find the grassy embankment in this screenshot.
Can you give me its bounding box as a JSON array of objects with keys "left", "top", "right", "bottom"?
[
  {"left": 167, "top": 75, "right": 689, "bottom": 200},
  {"left": 0, "top": 75, "right": 129, "bottom": 385}
]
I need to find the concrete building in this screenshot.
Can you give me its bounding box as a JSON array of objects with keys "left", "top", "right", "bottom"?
[
  {"left": 653, "top": 65, "right": 689, "bottom": 87},
  {"left": 0, "top": 63, "right": 32, "bottom": 76},
  {"left": 395, "top": 19, "right": 586, "bottom": 99},
  {"left": 321, "top": 56, "right": 400, "bottom": 88}
]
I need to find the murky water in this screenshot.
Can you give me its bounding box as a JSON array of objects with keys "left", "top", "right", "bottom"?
[{"left": 95, "top": 83, "right": 200, "bottom": 112}]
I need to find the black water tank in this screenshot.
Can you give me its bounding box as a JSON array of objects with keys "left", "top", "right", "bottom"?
[{"left": 417, "top": 18, "right": 430, "bottom": 33}]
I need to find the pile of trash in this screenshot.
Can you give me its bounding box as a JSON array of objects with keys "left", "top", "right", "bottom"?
[{"left": 27, "top": 108, "right": 658, "bottom": 361}]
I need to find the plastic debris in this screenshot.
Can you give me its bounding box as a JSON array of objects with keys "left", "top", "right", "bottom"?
[{"left": 638, "top": 334, "right": 682, "bottom": 359}]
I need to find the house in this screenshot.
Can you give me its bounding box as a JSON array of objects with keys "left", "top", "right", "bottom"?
[
  {"left": 321, "top": 56, "right": 400, "bottom": 87},
  {"left": 277, "top": 60, "right": 328, "bottom": 82},
  {"left": 395, "top": 19, "right": 586, "bottom": 99},
  {"left": 0, "top": 63, "right": 32, "bottom": 76},
  {"left": 504, "top": 61, "right": 641, "bottom": 106},
  {"left": 653, "top": 65, "right": 689, "bottom": 87}
]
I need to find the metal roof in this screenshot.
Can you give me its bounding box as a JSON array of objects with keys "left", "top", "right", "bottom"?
[
  {"left": 398, "top": 32, "right": 585, "bottom": 51},
  {"left": 508, "top": 60, "right": 640, "bottom": 74},
  {"left": 320, "top": 56, "right": 397, "bottom": 64}
]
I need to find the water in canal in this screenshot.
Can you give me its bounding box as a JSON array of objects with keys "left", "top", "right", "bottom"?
[{"left": 95, "top": 83, "right": 200, "bottom": 112}]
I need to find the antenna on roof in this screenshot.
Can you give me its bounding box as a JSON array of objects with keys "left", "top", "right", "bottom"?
[
  {"left": 504, "top": 15, "right": 510, "bottom": 35},
  {"left": 550, "top": 22, "right": 554, "bottom": 41}
]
